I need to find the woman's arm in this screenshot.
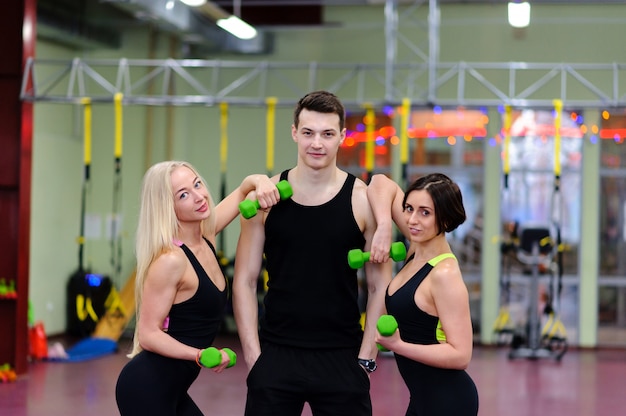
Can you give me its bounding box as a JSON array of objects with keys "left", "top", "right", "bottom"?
[
  {"left": 214, "top": 174, "right": 279, "bottom": 234},
  {"left": 136, "top": 251, "right": 199, "bottom": 361}
]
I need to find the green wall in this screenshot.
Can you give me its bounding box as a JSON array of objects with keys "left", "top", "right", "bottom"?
[{"left": 28, "top": 3, "right": 625, "bottom": 337}]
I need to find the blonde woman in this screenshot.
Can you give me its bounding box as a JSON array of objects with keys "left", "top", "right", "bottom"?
[{"left": 116, "top": 161, "right": 279, "bottom": 416}]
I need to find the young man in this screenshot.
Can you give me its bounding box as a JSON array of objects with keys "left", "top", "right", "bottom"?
[{"left": 233, "top": 91, "right": 390, "bottom": 416}]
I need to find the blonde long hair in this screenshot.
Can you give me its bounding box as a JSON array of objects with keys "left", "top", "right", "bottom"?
[{"left": 128, "top": 161, "right": 216, "bottom": 357}]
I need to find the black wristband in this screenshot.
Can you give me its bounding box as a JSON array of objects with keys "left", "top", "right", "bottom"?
[{"left": 357, "top": 358, "right": 377, "bottom": 373}]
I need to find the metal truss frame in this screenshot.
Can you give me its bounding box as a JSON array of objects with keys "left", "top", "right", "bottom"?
[
  {"left": 20, "top": 57, "right": 626, "bottom": 109},
  {"left": 20, "top": 0, "right": 626, "bottom": 109}
]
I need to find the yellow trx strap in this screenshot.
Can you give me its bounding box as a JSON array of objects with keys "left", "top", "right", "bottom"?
[
  {"left": 76, "top": 294, "right": 98, "bottom": 322},
  {"left": 104, "top": 286, "right": 127, "bottom": 318},
  {"left": 542, "top": 312, "right": 567, "bottom": 340}
]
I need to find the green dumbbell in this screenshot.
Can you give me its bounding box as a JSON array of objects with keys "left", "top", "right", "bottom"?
[
  {"left": 0, "top": 278, "right": 7, "bottom": 297},
  {"left": 238, "top": 180, "right": 293, "bottom": 219},
  {"left": 347, "top": 241, "right": 407, "bottom": 269},
  {"left": 199, "top": 347, "right": 237, "bottom": 369},
  {"left": 376, "top": 314, "right": 398, "bottom": 352}
]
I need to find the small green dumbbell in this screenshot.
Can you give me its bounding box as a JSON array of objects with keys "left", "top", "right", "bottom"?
[
  {"left": 347, "top": 241, "right": 407, "bottom": 269},
  {"left": 199, "top": 347, "right": 237, "bottom": 369},
  {"left": 238, "top": 180, "right": 293, "bottom": 219},
  {"left": 0, "top": 278, "right": 7, "bottom": 298},
  {"left": 376, "top": 314, "right": 398, "bottom": 352}
]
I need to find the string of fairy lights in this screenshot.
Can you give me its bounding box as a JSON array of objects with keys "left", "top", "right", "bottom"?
[{"left": 341, "top": 104, "right": 626, "bottom": 154}]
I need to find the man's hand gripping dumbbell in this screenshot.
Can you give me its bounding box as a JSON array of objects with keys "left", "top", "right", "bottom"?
[{"left": 347, "top": 241, "right": 407, "bottom": 269}]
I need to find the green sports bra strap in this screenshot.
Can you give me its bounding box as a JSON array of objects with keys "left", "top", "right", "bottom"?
[{"left": 428, "top": 252, "right": 456, "bottom": 267}]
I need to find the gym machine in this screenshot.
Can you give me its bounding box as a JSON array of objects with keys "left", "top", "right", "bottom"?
[{"left": 507, "top": 224, "right": 567, "bottom": 361}]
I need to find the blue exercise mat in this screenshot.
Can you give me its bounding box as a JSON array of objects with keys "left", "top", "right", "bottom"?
[{"left": 52, "top": 337, "right": 118, "bottom": 362}]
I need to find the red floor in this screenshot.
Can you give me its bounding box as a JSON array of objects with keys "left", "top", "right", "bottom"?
[{"left": 1, "top": 334, "right": 625, "bottom": 416}]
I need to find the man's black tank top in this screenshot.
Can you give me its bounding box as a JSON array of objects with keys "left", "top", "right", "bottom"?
[
  {"left": 167, "top": 238, "right": 227, "bottom": 349},
  {"left": 261, "top": 169, "right": 366, "bottom": 349}
]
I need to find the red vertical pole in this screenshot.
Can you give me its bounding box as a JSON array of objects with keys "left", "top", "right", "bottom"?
[
  {"left": 15, "top": 0, "right": 36, "bottom": 375},
  {"left": 15, "top": 0, "right": 37, "bottom": 374}
]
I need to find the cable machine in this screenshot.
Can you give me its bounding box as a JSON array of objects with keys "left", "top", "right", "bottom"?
[{"left": 503, "top": 100, "right": 568, "bottom": 361}]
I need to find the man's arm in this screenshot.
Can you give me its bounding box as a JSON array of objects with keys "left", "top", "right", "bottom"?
[
  {"left": 232, "top": 212, "right": 266, "bottom": 370},
  {"left": 361, "top": 258, "right": 392, "bottom": 362},
  {"left": 367, "top": 174, "right": 409, "bottom": 262},
  {"left": 353, "top": 180, "right": 392, "bottom": 362}
]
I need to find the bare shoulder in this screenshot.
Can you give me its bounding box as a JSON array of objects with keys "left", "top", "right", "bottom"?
[
  {"left": 430, "top": 258, "right": 466, "bottom": 291},
  {"left": 352, "top": 177, "right": 371, "bottom": 206},
  {"left": 148, "top": 248, "right": 188, "bottom": 284},
  {"left": 351, "top": 177, "right": 375, "bottom": 229},
  {"left": 351, "top": 176, "right": 369, "bottom": 199},
  {"left": 433, "top": 255, "right": 459, "bottom": 272}
]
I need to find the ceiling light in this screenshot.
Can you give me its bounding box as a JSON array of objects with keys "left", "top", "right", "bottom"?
[
  {"left": 508, "top": 2, "right": 531, "bottom": 28},
  {"left": 179, "top": 0, "right": 207, "bottom": 7},
  {"left": 217, "top": 15, "right": 258, "bottom": 40}
]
